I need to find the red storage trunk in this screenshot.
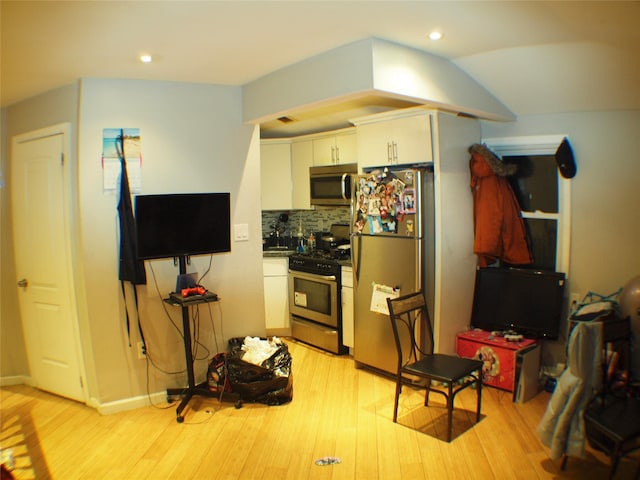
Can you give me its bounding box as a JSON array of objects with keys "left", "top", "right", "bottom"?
[{"left": 456, "top": 329, "right": 537, "bottom": 393}]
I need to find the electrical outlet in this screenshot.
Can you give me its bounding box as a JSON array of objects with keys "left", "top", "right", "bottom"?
[
  {"left": 137, "top": 341, "right": 146, "bottom": 360},
  {"left": 570, "top": 292, "right": 581, "bottom": 306}
]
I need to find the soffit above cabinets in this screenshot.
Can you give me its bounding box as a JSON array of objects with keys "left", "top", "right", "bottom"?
[
  {"left": 259, "top": 94, "right": 422, "bottom": 139},
  {"left": 249, "top": 38, "right": 515, "bottom": 139}
]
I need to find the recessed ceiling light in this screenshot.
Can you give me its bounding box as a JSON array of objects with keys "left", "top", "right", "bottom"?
[
  {"left": 428, "top": 31, "right": 443, "bottom": 41},
  {"left": 139, "top": 54, "right": 153, "bottom": 63}
]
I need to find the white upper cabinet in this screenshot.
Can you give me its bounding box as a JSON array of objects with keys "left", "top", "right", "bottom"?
[
  {"left": 261, "top": 128, "right": 357, "bottom": 211},
  {"left": 312, "top": 128, "right": 357, "bottom": 165},
  {"left": 353, "top": 109, "right": 434, "bottom": 169},
  {"left": 290, "top": 139, "right": 313, "bottom": 210},
  {"left": 261, "top": 140, "right": 292, "bottom": 210}
]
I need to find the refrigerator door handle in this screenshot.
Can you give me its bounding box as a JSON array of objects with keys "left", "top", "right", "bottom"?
[
  {"left": 353, "top": 234, "right": 362, "bottom": 288},
  {"left": 341, "top": 173, "right": 350, "bottom": 200}
]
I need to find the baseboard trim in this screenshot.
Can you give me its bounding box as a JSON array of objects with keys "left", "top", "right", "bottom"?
[
  {"left": 0, "top": 375, "right": 32, "bottom": 387},
  {"left": 265, "top": 328, "right": 291, "bottom": 337},
  {"left": 95, "top": 391, "right": 168, "bottom": 415},
  {"left": 0, "top": 377, "right": 167, "bottom": 415}
]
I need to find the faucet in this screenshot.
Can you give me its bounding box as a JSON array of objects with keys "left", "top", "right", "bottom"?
[
  {"left": 270, "top": 220, "right": 284, "bottom": 247},
  {"left": 270, "top": 213, "right": 289, "bottom": 248}
]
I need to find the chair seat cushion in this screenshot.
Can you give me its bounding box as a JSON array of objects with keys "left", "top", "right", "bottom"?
[{"left": 405, "top": 354, "right": 483, "bottom": 383}]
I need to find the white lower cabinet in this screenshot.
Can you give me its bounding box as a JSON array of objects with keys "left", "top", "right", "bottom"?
[
  {"left": 263, "top": 258, "right": 290, "bottom": 333},
  {"left": 341, "top": 266, "right": 354, "bottom": 348}
]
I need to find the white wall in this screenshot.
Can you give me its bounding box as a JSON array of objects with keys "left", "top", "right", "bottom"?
[
  {"left": 76, "top": 79, "right": 265, "bottom": 403},
  {"left": 6, "top": 80, "right": 637, "bottom": 401},
  {"left": 481, "top": 110, "right": 640, "bottom": 365},
  {"left": 1, "top": 84, "right": 80, "bottom": 380},
  {"left": 432, "top": 112, "right": 481, "bottom": 353}
]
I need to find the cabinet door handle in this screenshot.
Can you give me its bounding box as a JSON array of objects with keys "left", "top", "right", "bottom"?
[
  {"left": 331, "top": 146, "right": 336, "bottom": 163},
  {"left": 335, "top": 146, "right": 340, "bottom": 163},
  {"left": 387, "top": 142, "right": 392, "bottom": 163},
  {"left": 392, "top": 141, "right": 398, "bottom": 164}
]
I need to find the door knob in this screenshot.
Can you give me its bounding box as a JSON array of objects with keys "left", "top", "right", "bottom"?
[{"left": 17, "top": 278, "right": 28, "bottom": 288}]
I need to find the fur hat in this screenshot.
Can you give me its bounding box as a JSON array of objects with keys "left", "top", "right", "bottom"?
[{"left": 469, "top": 143, "right": 517, "bottom": 177}]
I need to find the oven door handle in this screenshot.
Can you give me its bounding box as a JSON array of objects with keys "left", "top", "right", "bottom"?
[{"left": 289, "top": 270, "right": 337, "bottom": 282}]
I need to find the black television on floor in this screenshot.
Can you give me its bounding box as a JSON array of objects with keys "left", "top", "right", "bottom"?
[
  {"left": 134, "top": 193, "right": 231, "bottom": 260},
  {"left": 470, "top": 267, "right": 566, "bottom": 340}
]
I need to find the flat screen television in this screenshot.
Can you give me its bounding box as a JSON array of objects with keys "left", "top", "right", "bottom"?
[
  {"left": 470, "top": 267, "right": 566, "bottom": 340},
  {"left": 135, "top": 193, "right": 231, "bottom": 260}
]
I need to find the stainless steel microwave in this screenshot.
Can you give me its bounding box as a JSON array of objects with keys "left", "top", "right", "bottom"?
[{"left": 309, "top": 163, "right": 357, "bottom": 206}]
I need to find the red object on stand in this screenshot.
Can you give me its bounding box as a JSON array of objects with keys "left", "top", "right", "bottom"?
[{"left": 456, "top": 329, "right": 537, "bottom": 393}]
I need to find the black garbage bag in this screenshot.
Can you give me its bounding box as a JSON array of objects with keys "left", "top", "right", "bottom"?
[
  {"left": 207, "top": 352, "right": 232, "bottom": 393},
  {"left": 226, "top": 337, "right": 293, "bottom": 405}
]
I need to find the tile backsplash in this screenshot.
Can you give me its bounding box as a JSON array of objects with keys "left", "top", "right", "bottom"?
[{"left": 262, "top": 207, "right": 350, "bottom": 240}]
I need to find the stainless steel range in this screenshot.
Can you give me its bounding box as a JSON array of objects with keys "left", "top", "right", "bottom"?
[{"left": 288, "top": 249, "right": 348, "bottom": 355}]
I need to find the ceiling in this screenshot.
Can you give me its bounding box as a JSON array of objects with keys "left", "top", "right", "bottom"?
[{"left": 2, "top": 1, "right": 639, "bottom": 137}]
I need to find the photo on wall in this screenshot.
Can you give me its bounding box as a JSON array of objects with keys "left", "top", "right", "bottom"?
[{"left": 102, "top": 128, "right": 142, "bottom": 193}]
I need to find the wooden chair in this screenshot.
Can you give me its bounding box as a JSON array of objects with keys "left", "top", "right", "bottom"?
[{"left": 386, "top": 292, "right": 483, "bottom": 442}]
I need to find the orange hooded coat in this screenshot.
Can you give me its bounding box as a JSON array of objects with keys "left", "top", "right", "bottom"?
[{"left": 469, "top": 144, "right": 533, "bottom": 267}]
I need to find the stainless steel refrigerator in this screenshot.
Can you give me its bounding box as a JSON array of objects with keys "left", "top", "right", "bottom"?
[{"left": 351, "top": 167, "right": 435, "bottom": 375}]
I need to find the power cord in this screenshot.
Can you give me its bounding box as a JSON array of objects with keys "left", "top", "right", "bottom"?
[{"left": 142, "top": 257, "right": 226, "bottom": 412}]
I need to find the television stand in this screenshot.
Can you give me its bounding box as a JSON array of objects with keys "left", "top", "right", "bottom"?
[{"left": 164, "top": 256, "right": 239, "bottom": 422}]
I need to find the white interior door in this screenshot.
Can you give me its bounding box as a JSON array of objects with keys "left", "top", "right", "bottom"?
[{"left": 11, "top": 125, "right": 85, "bottom": 402}]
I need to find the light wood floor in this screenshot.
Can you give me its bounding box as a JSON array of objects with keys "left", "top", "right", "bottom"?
[{"left": 2, "top": 339, "right": 639, "bottom": 479}]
